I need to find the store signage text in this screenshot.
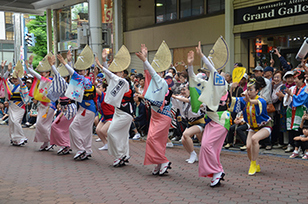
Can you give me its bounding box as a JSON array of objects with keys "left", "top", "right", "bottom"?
[{"left": 234, "top": 0, "right": 308, "bottom": 25}]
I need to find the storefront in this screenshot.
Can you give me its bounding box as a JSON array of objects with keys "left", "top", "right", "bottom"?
[
  {"left": 233, "top": 0, "right": 308, "bottom": 72},
  {"left": 55, "top": 0, "right": 113, "bottom": 61}
]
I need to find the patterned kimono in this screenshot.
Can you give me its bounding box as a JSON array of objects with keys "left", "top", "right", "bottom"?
[
  {"left": 142, "top": 61, "right": 172, "bottom": 165},
  {"left": 188, "top": 56, "right": 229, "bottom": 178},
  {"left": 284, "top": 85, "right": 307, "bottom": 131},
  {"left": 6, "top": 79, "right": 29, "bottom": 144},
  {"left": 103, "top": 66, "right": 133, "bottom": 160},
  {"left": 30, "top": 75, "right": 55, "bottom": 143},
  {"left": 66, "top": 72, "right": 96, "bottom": 155},
  {"left": 47, "top": 68, "right": 77, "bottom": 148},
  {"left": 230, "top": 95, "right": 272, "bottom": 131}
]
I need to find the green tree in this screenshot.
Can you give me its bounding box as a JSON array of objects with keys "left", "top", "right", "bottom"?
[{"left": 26, "top": 13, "right": 48, "bottom": 68}]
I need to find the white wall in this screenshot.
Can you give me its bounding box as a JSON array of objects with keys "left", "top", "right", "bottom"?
[{"left": 0, "top": 12, "right": 6, "bottom": 40}]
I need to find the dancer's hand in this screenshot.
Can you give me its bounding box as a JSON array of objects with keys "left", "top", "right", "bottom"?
[
  {"left": 187, "top": 50, "right": 194, "bottom": 66},
  {"left": 8, "top": 62, "right": 12, "bottom": 72},
  {"left": 195, "top": 41, "right": 204, "bottom": 57},
  {"left": 141, "top": 44, "right": 147, "bottom": 59},
  {"left": 1, "top": 60, "right": 6, "bottom": 68},
  {"left": 47, "top": 55, "right": 55, "bottom": 66},
  {"left": 102, "top": 49, "right": 107, "bottom": 62},
  {"left": 57, "top": 54, "right": 66, "bottom": 66},
  {"left": 67, "top": 50, "right": 72, "bottom": 62}
]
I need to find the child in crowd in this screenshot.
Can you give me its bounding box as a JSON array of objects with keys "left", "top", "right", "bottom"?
[{"left": 290, "top": 114, "right": 308, "bottom": 159}]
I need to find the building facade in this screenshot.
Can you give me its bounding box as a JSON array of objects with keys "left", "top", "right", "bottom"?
[
  {"left": 231, "top": 0, "right": 308, "bottom": 72},
  {"left": 123, "top": 0, "right": 226, "bottom": 73}
]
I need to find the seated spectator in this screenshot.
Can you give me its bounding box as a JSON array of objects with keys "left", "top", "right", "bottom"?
[
  {"left": 24, "top": 99, "right": 39, "bottom": 128},
  {"left": 289, "top": 116, "right": 308, "bottom": 159},
  {"left": 224, "top": 111, "right": 248, "bottom": 150},
  {"left": 131, "top": 93, "right": 148, "bottom": 140},
  {"left": 0, "top": 102, "right": 5, "bottom": 122},
  {"left": 0, "top": 101, "right": 9, "bottom": 125}
]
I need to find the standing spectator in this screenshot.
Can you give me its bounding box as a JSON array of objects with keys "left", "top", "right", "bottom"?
[
  {"left": 272, "top": 48, "right": 292, "bottom": 71},
  {"left": 253, "top": 65, "right": 273, "bottom": 150},
  {"left": 284, "top": 69, "right": 306, "bottom": 153},
  {"left": 271, "top": 71, "right": 285, "bottom": 147}
]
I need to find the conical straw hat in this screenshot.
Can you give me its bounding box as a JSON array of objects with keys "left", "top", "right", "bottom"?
[
  {"left": 12, "top": 60, "right": 24, "bottom": 78},
  {"left": 36, "top": 52, "right": 53, "bottom": 72},
  {"left": 151, "top": 41, "right": 172, "bottom": 72},
  {"left": 57, "top": 59, "right": 70, "bottom": 77},
  {"left": 203, "top": 36, "right": 229, "bottom": 71},
  {"left": 74, "top": 45, "right": 94, "bottom": 70},
  {"left": 108, "top": 45, "right": 131, "bottom": 72}
]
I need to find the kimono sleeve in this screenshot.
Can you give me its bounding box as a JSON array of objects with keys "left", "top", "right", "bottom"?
[{"left": 229, "top": 96, "right": 246, "bottom": 113}]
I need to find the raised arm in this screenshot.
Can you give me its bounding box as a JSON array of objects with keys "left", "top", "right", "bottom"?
[
  {"left": 3, "top": 62, "right": 12, "bottom": 79},
  {"left": 187, "top": 50, "right": 195, "bottom": 77},
  {"left": 25, "top": 55, "right": 41, "bottom": 79},
  {"left": 1, "top": 60, "right": 6, "bottom": 77},
  {"left": 95, "top": 56, "right": 113, "bottom": 79},
  {"left": 136, "top": 44, "right": 156, "bottom": 76},
  {"left": 47, "top": 55, "right": 59, "bottom": 75},
  {"left": 195, "top": 41, "right": 216, "bottom": 73},
  {"left": 57, "top": 54, "right": 74, "bottom": 76},
  {"left": 102, "top": 49, "right": 108, "bottom": 69}
]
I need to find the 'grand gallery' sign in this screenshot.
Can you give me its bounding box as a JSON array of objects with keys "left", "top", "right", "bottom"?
[{"left": 234, "top": 0, "right": 308, "bottom": 25}]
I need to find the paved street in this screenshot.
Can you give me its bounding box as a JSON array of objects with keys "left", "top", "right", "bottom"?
[{"left": 0, "top": 125, "right": 308, "bottom": 204}]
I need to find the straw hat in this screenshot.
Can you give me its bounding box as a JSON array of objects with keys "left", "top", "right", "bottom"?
[
  {"left": 151, "top": 41, "right": 172, "bottom": 73},
  {"left": 108, "top": 45, "right": 131, "bottom": 72},
  {"left": 57, "top": 59, "right": 70, "bottom": 77},
  {"left": 12, "top": 60, "right": 24, "bottom": 78},
  {"left": 203, "top": 36, "right": 229, "bottom": 71},
  {"left": 36, "top": 52, "right": 53, "bottom": 72},
  {"left": 74, "top": 45, "right": 94, "bottom": 70}
]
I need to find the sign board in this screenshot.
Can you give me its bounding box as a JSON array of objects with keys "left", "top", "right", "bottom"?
[{"left": 234, "top": 0, "right": 308, "bottom": 25}]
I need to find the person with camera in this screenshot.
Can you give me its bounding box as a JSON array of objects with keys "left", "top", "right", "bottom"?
[{"left": 270, "top": 48, "right": 292, "bottom": 71}]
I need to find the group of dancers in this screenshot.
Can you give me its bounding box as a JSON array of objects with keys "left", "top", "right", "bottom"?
[{"left": 1, "top": 40, "right": 276, "bottom": 187}]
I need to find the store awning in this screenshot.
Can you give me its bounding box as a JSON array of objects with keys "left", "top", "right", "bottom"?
[{"left": 0, "top": 0, "right": 86, "bottom": 15}]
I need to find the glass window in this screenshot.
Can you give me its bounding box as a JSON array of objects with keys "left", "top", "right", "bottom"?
[
  {"left": 180, "top": 0, "right": 203, "bottom": 18},
  {"left": 5, "top": 12, "right": 13, "bottom": 24},
  {"left": 58, "top": 2, "right": 88, "bottom": 41},
  {"left": 156, "top": 0, "right": 177, "bottom": 23},
  {"left": 207, "top": 0, "right": 225, "bottom": 14},
  {"left": 6, "top": 31, "right": 14, "bottom": 40}
]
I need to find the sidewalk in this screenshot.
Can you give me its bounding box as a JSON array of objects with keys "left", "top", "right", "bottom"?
[{"left": 0, "top": 125, "right": 308, "bottom": 204}]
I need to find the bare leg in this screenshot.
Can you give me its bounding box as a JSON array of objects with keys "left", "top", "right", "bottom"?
[
  {"left": 251, "top": 128, "right": 270, "bottom": 161},
  {"left": 182, "top": 126, "right": 202, "bottom": 154},
  {"left": 101, "top": 121, "right": 111, "bottom": 144},
  {"left": 96, "top": 121, "right": 107, "bottom": 144}
]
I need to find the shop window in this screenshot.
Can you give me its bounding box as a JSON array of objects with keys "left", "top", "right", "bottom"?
[
  {"left": 58, "top": 2, "right": 88, "bottom": 42},
  {"left": 6, "top": 31, "right": 14, "bottom": 41},
  {"left": 207, "top": 0, "right": 224, "bottom": 14},
  {"left": 180, "top": 0, "right": 204, "bottom": 18},
  {"left": 156, "top": 0, "right": 177, "bottom": 23}
]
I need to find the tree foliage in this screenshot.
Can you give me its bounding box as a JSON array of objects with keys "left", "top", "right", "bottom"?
[{"left": 26, "top": 13, "right": 47, "bottom": 68}]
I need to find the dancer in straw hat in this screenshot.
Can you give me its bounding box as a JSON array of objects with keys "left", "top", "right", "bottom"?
[
  {"left": 1, "top": 60, "right": 29, "bottom": 146},
  {"left": 93, "top": 51, "right": 115, "bottom": 151},
  {"left": 57, "top": 45, "right": 96, "bottom": 160},
  {"left": 188, "top": 42, "right": 230, "bottom": 187},
  {"left": 135, "top": 43, "right": 173, "bottom": 175},
  {"left": 46, "top": 51, "right": 77, "bottom": 155},
  {"left": 27, "top": 54, "right": 57, "bottom": 151},
  {"left": 95, "top": 46, "right": 133, "bottom": 167}
]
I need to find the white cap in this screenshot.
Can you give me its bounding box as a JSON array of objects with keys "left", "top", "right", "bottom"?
[{"left": 283, "top": 71, "right": 294, "bottom": 81}]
